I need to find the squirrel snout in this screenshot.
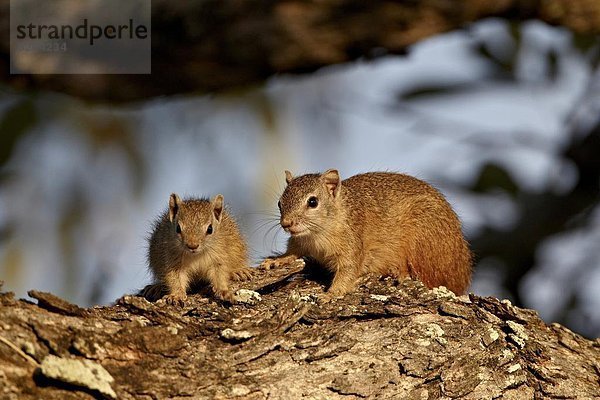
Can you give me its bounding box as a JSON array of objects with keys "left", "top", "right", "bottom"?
[
  {"left": 280, "top": 217, "right": 293, "bottom": 229},
  {"left": 186, "top": 243, "right": 199, "bottom": 251}
]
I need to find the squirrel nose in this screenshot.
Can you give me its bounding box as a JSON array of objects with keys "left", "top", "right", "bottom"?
[
  {"left": 187, "top": 243, "right": 199, "bottom": 250},
  {"left": 281, "top": 218, "right": 293, "bottom": 229}
]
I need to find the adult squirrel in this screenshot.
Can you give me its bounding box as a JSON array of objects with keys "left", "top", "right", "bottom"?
[
  {"left": 261, "top": 170, "right": 472, "bottom": 298},
  {"left": 145, "top": 193, "right": 252, "bottom": 305}
]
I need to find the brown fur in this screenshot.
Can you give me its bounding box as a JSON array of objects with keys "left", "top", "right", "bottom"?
[
  {"left": 262, "top": 170, "right": 472, "bottom": 297},
  {"left": 145, "top": 193, "right": 252, "bottom": 304}
]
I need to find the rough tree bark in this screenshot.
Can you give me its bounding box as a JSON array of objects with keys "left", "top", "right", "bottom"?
[
  {"left": 1, "top": 0, "right": 600, "bottom": 102},
  {"left": 1, "top": 261, "right": 599, "bottom": 399}
]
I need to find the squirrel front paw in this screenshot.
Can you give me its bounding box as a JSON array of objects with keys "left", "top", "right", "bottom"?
[
  {"left": 231, "top": 267, "right": 255, "bottom": 282},
  {"left": 141, "top": 284, "right": 166, "bottom": 302},
  {"left": 259, "top": 255, "right": 298, "bottom": 270},
  {"left": 161, "top": 293, "right": 187, "bottom": 307}
]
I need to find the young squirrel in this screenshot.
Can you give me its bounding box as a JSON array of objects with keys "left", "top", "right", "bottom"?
[
  {"left": 144, "top": 193, "right": 253, "bottom": 305},
  {"left": 261, "top": 170, "right": 472, "bottom": 297}
]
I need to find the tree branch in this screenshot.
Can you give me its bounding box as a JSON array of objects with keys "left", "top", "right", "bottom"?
[{"left": 1, "top": 265, "right": 599, "bottom": 399}]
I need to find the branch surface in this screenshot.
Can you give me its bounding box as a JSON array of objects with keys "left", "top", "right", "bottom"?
[{"left": 1, "top": 263, "right": 599, "bottom": 399}]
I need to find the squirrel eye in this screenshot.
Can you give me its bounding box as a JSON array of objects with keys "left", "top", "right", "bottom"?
[
  {"left": 307, "top": 196, "right": 318, "bottom": 208},
  {"left": 206, "top": 224, "right": 213, "bottom": 235},
  {"left": 277, "top": 200, "right": 282, "bottom": 210},
  {"left": 176, "top": 223, "right": 182, "bottom": 234}
]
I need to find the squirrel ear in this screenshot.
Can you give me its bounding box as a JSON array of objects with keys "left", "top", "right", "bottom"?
[
  {"left": 212, "top": 194, "right": 224, "bottom": 222},
  {"left": 322, "top": 169, "right": 341, "bottom": 198},
  {"left": 169, "top": 193, "right": 182, "bottom": 222},
  {"left": 285, "top": 170, "right": 294, "bottom": 185}
]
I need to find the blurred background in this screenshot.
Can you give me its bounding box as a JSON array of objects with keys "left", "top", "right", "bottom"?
[{"left": 1, "top": 17, "right": 599, "bottom": 337}]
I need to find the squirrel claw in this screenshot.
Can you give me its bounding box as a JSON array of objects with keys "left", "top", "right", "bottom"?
[
  {"left": 142, "top": 284, "right": 165, "bottom": 302},
  {"left": 258, "top": 259, "right": 275, "bottom": 270},
  {"left": 231, "top": 268, "right": 255, "bottom": 282},
  {"left": 162, "top": 293, "right": 187, "bottom": 307},
  {"left": 259, "top": 255, "right": 297, "bottom": 270}
]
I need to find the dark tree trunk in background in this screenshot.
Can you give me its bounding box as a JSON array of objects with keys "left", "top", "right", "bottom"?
[
  {"left": 1, "top": 0, "right": 599, "bottom": 102},
  {"left": 1, "top": 264, "right": 599, "bottom": 399}
]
